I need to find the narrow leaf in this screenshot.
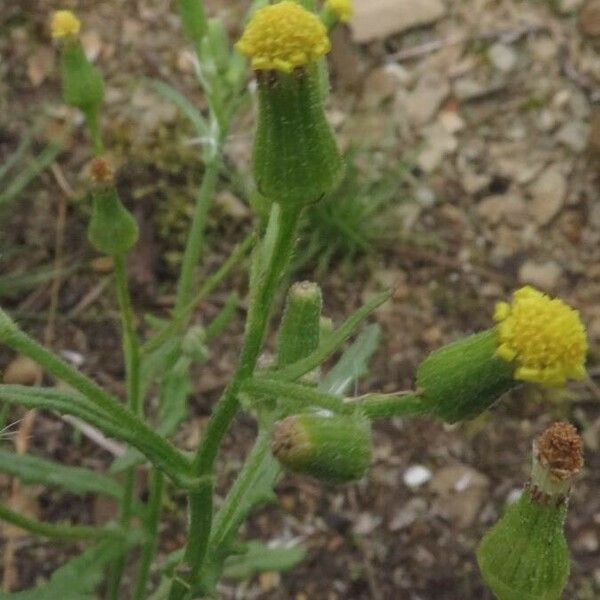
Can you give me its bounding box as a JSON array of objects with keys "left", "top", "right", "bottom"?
[
  {"left": 320, "top": 323, "right": 380, "bottom": 396},
  {"left": 0, "top": 448, "right": 122, "bottom": 498},
  {"left": 223, "top": 542, "right": 306, "bottom": 580},
  {"left": 268, "top": 290, "right": 390, "bottom": 383},
  {"left": 148, "top": 79, "right": 208, "bottom": 137}
]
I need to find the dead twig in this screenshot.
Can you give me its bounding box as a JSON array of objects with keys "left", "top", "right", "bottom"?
[{"left": 61, "top": 415, "right": 127, "bottom": 457}]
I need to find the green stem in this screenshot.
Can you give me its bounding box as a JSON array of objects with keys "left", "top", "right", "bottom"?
[
  {"left": 174, "top": 159, "right": 220, "bottom": 314},
  {"left": 142, "top": 232, "right": 254, "bottom": 355},
  {"left": 171, "top": 204, "right": 302, "bottom": 599},
  {"left": 267, "top": 289, "right": 392, "bottom": 383},
  {"left": 0, "top": 502, "right": 119, "bottom": 541},
  {"left": 241, "top": 377, "right": 353, "bottom": 416},
  {"left": 114, "top": 256, "right": 141, "bottom": 416},
  {"left": 352, "top": 393, "right": 427, "bottom": 420},
  {"left": 84, "top": 107, "right": 104, "bottom": 156},
  {"left": 132, "top": 470, "right": 165, "bottom": 600},
  {"left": 0, "top": 309, "right": 190, "bottom": 482},
  {"left": 108, "top": 255, "right": 143, "bottom": 600}
]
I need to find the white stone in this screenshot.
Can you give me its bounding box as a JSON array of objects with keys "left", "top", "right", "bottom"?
[
  {"left": 529, "top": 165, "right": 566, "bottom": 226},
  {"left": 403, "top": 465, "right": 432, "bottom": 488},
  {"left": 488, "top": 43, "right": 517, "bottom": 72},
  {"left": 406, "top": 72, "right": 450, "bottom": 127},
  {"left": 518, "top": 260, "right": 563, "bottom": 291},
  {"left": 556, "top": 121, "right": 589, "bottom": 153},
  {"left": 438, "top": 110, "right": 465, "bottom": 134},
  {"left": 351, "top": 0, "right": 446, "bottom": 43}
]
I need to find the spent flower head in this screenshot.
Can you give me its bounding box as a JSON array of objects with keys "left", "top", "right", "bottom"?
[
  {"left": 325, "top": 0, "right": 353, "bottom": 23},
  {"left": 236, "top": 1, "right": 331, "bottom": 73},
  {"left": 494, "top": 286, "right": 587, "bottom": 386},
  {"left": 51, "top": 10, "right": 81, "bottom": 39},
  {"left": 530, "top": 421, "right": 583, "bottom": 502}
]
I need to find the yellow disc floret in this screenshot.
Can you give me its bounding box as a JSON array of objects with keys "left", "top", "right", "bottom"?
[
  {"left": 494, "top": 286, "right": 587, "bottom": 386},
  {"left": 51, "top": 10, "right": 81, "bottom": 39},
  {"left": 325, "top": 0, "right": 353, "bottom": 23},
  {"left": 236, "top": 1, "right": 331, "bottom": 73}
]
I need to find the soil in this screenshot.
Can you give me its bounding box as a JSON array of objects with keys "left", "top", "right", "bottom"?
[{"left": 1, "top": 1, "right": 599, "bottom": 599}]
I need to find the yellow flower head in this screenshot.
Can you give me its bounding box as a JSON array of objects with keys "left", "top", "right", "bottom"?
[
  {"left": 51, "top": 10, "right": 81, "bottom": 39},
  {"left": 325, "top": 0, "right": 353, "bottom": 23},
  {"left": 494, "top": 286, "right": 587, "bottom": 386},
  {"left": 236, "top": 1, "right": 331, "bottom": 73}
]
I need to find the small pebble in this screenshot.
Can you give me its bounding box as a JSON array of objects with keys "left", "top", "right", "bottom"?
[
  {"left": 2, "top": 356, "right": 42, "bottom": 386},
  {"left": 403, "top": 465, "right": 432, "bottom": 488}
]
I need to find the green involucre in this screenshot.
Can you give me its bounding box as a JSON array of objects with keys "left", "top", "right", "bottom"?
[
  {"left": 88, "top": 185, "right": 139, "bottom": 256},
  {"left": 253, "top": 67, "right": 344, "bottom": 206},
  {"left": 272, "top": 412, "right": 372, "bottom": 483},
  {"left": 276, "top": 281, "right": 322, "bottom": 367},
  {"left": 416, "top": 329, "right": 516, "bottom": 423},
  {"left": 60, "top": 41, "right": 105, "bottom": 112},
  {"left": 477, "top": 491, "right": 569, "bottom": 600}
]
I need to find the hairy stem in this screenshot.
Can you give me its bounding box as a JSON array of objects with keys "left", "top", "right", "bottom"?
[
  {"left": 170, "top": 204, "right": 302, "bottom": 598},
  {"left": 143, "top": 232, "right": 254, "bottom": 355},
  {"left": 107, "top": 255, "right": 143, "bottom": 600},
  {"left": 174, "top": 160, "right": 221, "bottom": 314},
  {"left": 351, "top": 392, "right": 426, "bottom": 420},
  {"left": 0, "top": 310, "right": 190, "bottom": 482},
  {"left": 132, "top": 470, "right": 165, "bottom": 600}
]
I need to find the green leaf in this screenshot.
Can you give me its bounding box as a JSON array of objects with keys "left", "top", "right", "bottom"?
[
  {"left": 157, "top": 357, "right": 193, "bottom": 438},
  {"left": 147, "top": 79, "right": 208, "bottom": 138},
  {"left": 209, "top": 432, "right": 279, "bottom": 553},
  {"left": 0, "top": 540, "right": 126, "bottom": 600},
  {"left": 140, "top": 335, "right": 181, "bottom": 397},
  {"left": 109, "top": 448, "right": 145, "bottom": 474},
  {"left": 147, "top": 577, "right": 172, "bottom": 600},
  {"left": 0, "top": 385, "right": 125, "bottom": 438},
  {"left": 204, "top": 292, "right": 238, "bottom": 343},
  {"left": 320, "top": 323, "right": 380, "bottom": 396},
  {"left": 223, "top": 541, "right": 306, "bottom": 580},
  {"left": 0, "top": 448, "right": 122, "bottom": 498},
  {"left": 268, "top": 290, "right": 390, "bottom": 383},
  {"left": 0, "top": 264, "right": 80, "bottom": 299},
  {"left": 0, "top": 140, "right": 63, "bottom": 210}
]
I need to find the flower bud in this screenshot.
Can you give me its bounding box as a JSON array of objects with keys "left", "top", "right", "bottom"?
[
  {"left": 236, "top": 1, "right": 344, "bottom": 206},
  {"left": 416, "top": 287, "right": 588, "bottom": 423},
  {"left": 477, "top": 422, "right": 583, "bottom": 600},
  {"left": 87, "top": 159, "right": 139, "bottom": 256},
  {"left": 276, "top": 281, "right": 322, "bottom": 367},
  {"left": 272, "top": 413, "right": 372, "bottom": 484},
  {"left": 52, "top": 12, "right": 104, "bottom": 115}
]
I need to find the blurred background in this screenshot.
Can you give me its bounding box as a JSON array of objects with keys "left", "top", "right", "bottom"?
[{"left": 1, "top": 0, "right": 599, "bottom": 598}]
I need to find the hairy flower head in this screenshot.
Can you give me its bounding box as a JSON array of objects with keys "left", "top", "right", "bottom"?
[
  {"left": 325, "top": 0, "right": 353, "bottom": 23},
  {"left": 51, "top": 10, "right": 81, "bottom": 39},
  {"left": 494, "top": 286, "right": 587, "bottom": 386},
  {"left": 236, "top": 1, "right": 331, "bottom": 73}
]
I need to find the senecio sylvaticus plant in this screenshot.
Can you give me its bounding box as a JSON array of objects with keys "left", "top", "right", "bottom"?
[{"left": 0, "top": 2, "right": 590, "bottom": 599}]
